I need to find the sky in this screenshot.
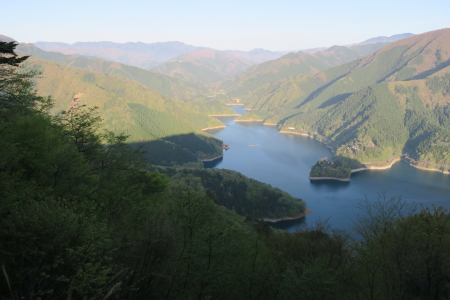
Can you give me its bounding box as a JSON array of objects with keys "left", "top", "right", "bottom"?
[{"left": 3, "top": 0, "right": 450, "bottom": 51}]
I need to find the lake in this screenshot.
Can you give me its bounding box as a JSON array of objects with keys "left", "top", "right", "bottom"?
[{"left": 205, "top": 106, "right": 450, "bottom": 232}]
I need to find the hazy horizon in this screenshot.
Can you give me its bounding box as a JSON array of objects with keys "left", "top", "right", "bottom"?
[{"left": 3, "top": 0, "right": 450, "bottom": 51}]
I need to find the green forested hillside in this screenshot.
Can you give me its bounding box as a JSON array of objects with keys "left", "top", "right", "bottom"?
[
  {"left": 183, "top": 96, "right": 239, "bottom": 115},
  {"left": 217, "top": 42, "right": 389, "bottom": 98},
  {"left": 155, "top": 167, "right": 306, "bottom": 219},
  {"left": 236, "top": 28, "right": 450, "bottom": 169},
  {"left": 17, "top": 43, "right": 209, "bottom": 99},
  {"left": 152, "top": 49, "right": 253, "bottom": 85},
  {"left": 21, "top": 55, "right": 224, "bottom": 166}
]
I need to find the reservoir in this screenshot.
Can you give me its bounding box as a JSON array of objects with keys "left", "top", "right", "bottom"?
[{"left": 205, "top": 106, "right": 450, "bottom": 232}]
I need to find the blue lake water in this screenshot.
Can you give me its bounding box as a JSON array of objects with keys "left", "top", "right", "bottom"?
[{"left": 205, "top": 106, "right": 450, "bottom": 232}]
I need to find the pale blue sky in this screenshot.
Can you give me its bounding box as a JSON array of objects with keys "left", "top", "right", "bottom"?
[{"left": 3, "top": 0, "right": 449, "bottom": 51}]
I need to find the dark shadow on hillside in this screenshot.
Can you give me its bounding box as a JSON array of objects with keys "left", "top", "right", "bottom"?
[
  {"left": 294, "top": 72, "right": 352, "bottom": 109},
  {"left": 331, "top": 116, "right": 369, "bottom": 145},
  {"left": 203, "top": 156, "right": 224, "bottom": 168},
  {"left": 128, "top": 132, "right": 223, "bottom": 168},
  {"left": 310, "top": 179, "right": 350, "bottom": 186},
  {"left": 407, "top": 58, "right": 450, "bottom": 80},
  {"left": 318, "top": 93, "right": 352, "bottom": 109},
  {"left": 267, "top": 216, "right": 307, "bottom": 231}
]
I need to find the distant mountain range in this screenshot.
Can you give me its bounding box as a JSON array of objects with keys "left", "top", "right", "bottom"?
[
  {"left": 33, "top": 40, "right": 206, "bottom": 69},
  {"left": 31, "top": 33, "right": 415, "bottom": 70},
  {"left": 359, "top": 33, "right": 414, "bottom": 44},
  {"left": 23, "top": 33, "right": 415, "bottom": 86}
]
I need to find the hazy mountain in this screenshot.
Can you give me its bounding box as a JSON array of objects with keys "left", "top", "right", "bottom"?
[
  {"left": 0, "top": 34, "right": 16, "bottom": 42},
  {"left": 21, "top": 55, "right": 226, "bottom": 167},
  {"left": 17, "top": 43, "right": 211, "bottom": 99},
  {"left": 34, "top": 41, "right": 70, "bottom": 50},
  {"left": 33, "top": 41, "right": 207, "bottom": 69},
  {"left": 152, "top": 49, "right": 253, "bottom": 85},
  {"left": 238, "top": 28, "right": 450, "bottom": 168},
  {"left": 31, "top": 33, "right": 414, "bottom": 70},
  {"left": 218, "top": 42, "right": 390, "bottom": 98},
  {"left": 223, "top": 48, "right": 291, "bottom": 64},
  {"left": 360, "top": 33, "right": 414, "bottom": 44}
]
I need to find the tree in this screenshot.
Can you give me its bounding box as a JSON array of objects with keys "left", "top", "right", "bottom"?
[{"left": 0, "top": 41, "right": 50, "bottom": 117}]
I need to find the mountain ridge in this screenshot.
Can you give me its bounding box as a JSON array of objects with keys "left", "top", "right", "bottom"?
[{"left": 236, "top": 28, "right": 450, "bottom": 170}]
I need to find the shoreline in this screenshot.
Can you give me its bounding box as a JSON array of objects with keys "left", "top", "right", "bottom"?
[
  {"left": 235, "top": 119, "right": 264, "bottom": 122},
  {"left": 279, "top": 130, "right": 335, "bottom": 153},
  {"left": 202, "top": 125, "right": 226, "bottom": 131},
  {"left": 279, "top": 130, "right": 309, "bottom": 136},
  {"left": 263, "top": 123, "right": 277, "bottom": 126},
  {"left": 201, "top": 154, "right": 224, "bottom": 162},
  {"left": 309, "top": 176, "right": 350, "bottom": 182},
  {"left": 226, "top": 103, "right": 245, "bottom": 106},
  {"left": 208, "top": 114, "right": 240, "bottom": 117},
  {"left": 351, "top": 158, "right": 401, "bottom": 173},
  {"left": 309, "top": 159, "right": 401, "bottom": 181},
  {"left": 262, "top": 209, "right": 312, "bottom": 223},
  {"left": 403, "top": 159, "right": 450, "bottom": 174}
]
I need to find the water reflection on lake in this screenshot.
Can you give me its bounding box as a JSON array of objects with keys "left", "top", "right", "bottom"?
[{"left": 205, "top": 106, "right": 450, "bottom": 232}]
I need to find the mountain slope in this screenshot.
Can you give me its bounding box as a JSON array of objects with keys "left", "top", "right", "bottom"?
[
  {"left": 22, "top": 56, "right": 225, "bottom": 167},
  {"left": 238, "top": 28, "right": 450, "bottom": 169},
  {"left": 17, "top": 43, "right": 209, "bottom": 99},
  {"left": 218, "top": 42, "right": 390, "bottom": 99},
  {"left": 360, "top": 33, "right": 414, "bottom": 44},
  {"left": 152, "top": 49, "right": 253, "bottom": 85},
  {"left": 223, "top": 48, "right": 290, "bottom": 64}
]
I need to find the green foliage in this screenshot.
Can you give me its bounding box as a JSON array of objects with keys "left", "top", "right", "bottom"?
[
  {"left": 156, "top": 167, "right": 306, "bottom": 219},
  {"left": 309, "top": 157, "right": 357, "bottom": 178},
  {"left": 0, "top": 42, "right": 29, "bottom": 66},
  {"left": 184, "top": 96, "right": 237, "bottom": 115}
]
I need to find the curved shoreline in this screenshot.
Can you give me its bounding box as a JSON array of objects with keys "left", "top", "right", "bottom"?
[
  {"left": 202, "top": 126, "right": 226, "bottom": 131},
  {"left": 262, "top": 209, "right": 312, "bottom": 223},
  {"left": 403, "top": 159, "right": 450, "bottom": 174},
  {"left": 201, "top": 154, "right": 224, "bottom": 162},
  {"left": 279, "top": 130, "right": 309, "bottom": 136},
  {"left": 309, "top": 176, "right": 350, "bottom": 182},
  {"left": 309, "top": 159, "right": 401, "bottom": 181},
  {"left": 235, "top": 119, "right": 264, "bottom": 122},
  {"left": 226, "top": 103, "right": 245, "bottom": 106},
  {"left": 351, "top": 158, "right": 401, "bottom": 172}
]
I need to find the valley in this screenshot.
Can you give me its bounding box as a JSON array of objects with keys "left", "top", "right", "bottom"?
[{"left": 2, "top": 6, "right": 450, "bottom": 296}]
